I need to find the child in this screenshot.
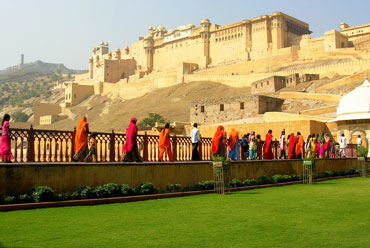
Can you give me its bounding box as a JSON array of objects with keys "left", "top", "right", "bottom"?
[
  {"left": 84, "top": 132, "right": 97, "bottom": 162},
  {"left": 249, "top": 131, "right": 257, "bottom": 160},
  {"left": 0, "top": 114, "right": 13, "bottom": 163},
  {"left": 256, "top": 134, "right": 262, "bottom": 160},
  {"left": 335, "top": 142, "right": 340, "bottom": 158}
]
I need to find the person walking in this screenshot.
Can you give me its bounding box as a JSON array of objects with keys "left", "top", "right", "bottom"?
[
  {"left": 241, "top": 133, "right": 250, "bottom": 160},
  {"left": 356, "top": 135, "right": 362, "bottom": 148},
  {"left": 263, "top": 130, "right": 274, "bottom": 160},
  {"left": 228, "top": 128, "right": 240, "bottom": 161},
  {"left": 211, "top": 125, "right": 227, "bottom": 158},
  {"left": 73, "top": 116, "right": 89, "bottom": 162},
  {"left": 279, "top": 130, "right": 286, "bottom": 159},
  {"left": 295, "top": 132, "right": 304, "bottom": 159},
  {"left": 249, "top": 131, "right": 257, "bottom": 160},
  {"left": 0, "top": 114, "right": 13, "bottom": 163},
  {"left": 339, "top": 133, "right": 347, "bottom": 158},
  {"left": 191, "top": 123, "right": 201, "bottom": 161},
  {"left": 122, "top": 117, "right": 142, "bottom": 162},
  {"left": 159, "top": 123, "right": 173, "bottom": 161}
]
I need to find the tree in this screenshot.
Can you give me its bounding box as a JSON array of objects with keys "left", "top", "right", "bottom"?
[
  {"left": 138, "top": 113, "right": 167, "bottom": 128},
  {"left": 12, "top": 111, "right": 29, "bottom": 122}
]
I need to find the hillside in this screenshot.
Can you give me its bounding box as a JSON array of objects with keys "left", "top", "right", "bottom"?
[
  {"left": 0, "top": 60, "right": 87, "bottom": 83},
  {"left": 36, "top": 81, "right": 251, "bottom": 132}
]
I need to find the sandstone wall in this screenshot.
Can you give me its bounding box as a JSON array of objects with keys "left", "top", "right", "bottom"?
[{"left": 279, "top": 92, "right": 342, "bottom": 103}]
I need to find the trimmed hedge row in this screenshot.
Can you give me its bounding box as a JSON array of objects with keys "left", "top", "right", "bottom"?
[
  {"left": 227, "top": 168, "right": 359, "bottom": 188},
  {"left": 0, "top": 168, "right": 360, "bottom": 205}
]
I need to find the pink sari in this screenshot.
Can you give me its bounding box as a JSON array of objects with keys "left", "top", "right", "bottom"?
[{"left": 0, "top": 121, "right": 13, "bottom": 161}]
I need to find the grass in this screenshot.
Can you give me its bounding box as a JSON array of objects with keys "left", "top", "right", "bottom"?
[{"left": 1, "top": 177, "right": 370, "bottom": 248}]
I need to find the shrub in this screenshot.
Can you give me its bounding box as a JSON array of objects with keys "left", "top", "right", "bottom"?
[
  {"left": 102, "top": 183, "right": 121, "bottom": 197},
  {"left": 291, "top": 175, "right": 300, "bottom": 181},
  {"left": 357, "top": 146, "right": 368, "bottom": 157},
  {"left": 56, "top": 193, "right": 72, "bottom": 201},
  {"left": 18, "top": 194, "right": 32, "bottom": 203},
  {"left": 323, "top": 171, "right": 334, "bottom": 177},
  {"left": 79, "top": 186, "right": 96, "bottom": 199},
  {"left": 4, "top": 196, "right": 15, "bottom": 204},
  {"left": 166, "top": 183, "right": 182, "bottom": 192},
  {"left": 242, "top": 179, "right": 252, "bottom": 186},
  {"left": 140, "top": 183, "right": 158, "bottom": 195},
  {"left": 120, "top": 184, "right": 133, "bottom": 196},
  {"left": 198, "top": 181, "right": 214, "bottom": 190},
  {"left": 31, "top": 186, "right": 54, "bottom": 202},
  {"left": 257, "top": 175, "right": 273, "bottom": 185},
  {"left": 228, "top": 179, "right": 242, "bottom": 188}
]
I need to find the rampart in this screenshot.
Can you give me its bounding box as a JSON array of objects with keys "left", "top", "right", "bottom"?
[{"left": 278, "top": 92, "right": 342, "bottom": 103}]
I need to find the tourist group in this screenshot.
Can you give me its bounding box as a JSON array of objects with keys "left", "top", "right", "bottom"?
[{"left": 0, "top": 114, "right": 363, "bottom": 163}]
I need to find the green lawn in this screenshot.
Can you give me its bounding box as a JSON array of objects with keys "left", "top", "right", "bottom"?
[{"left": 1, "top": 178, "right": 370, "bottom": 248}]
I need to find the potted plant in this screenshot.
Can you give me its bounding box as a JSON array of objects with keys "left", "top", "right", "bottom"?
[{"left": 357, "top": 146, "right": 368, "bottom": 177}]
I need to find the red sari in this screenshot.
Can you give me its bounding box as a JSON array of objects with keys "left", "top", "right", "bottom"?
[
  {"left": 123, "top": 117, "right": 138, "bottom": 153},
  {"left": 263, "top": 133, "right": 274, "bottom": 160},
  {"left": 212, "top": 126, "right": 225, "bottom": 155},
  {"left": 288, "top": 133, "right": 297, "bottom": 159}
]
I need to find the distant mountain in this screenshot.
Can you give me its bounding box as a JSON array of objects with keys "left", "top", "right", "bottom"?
[{"left": 0, "top": 60, "right": 87, "bottom": 83}]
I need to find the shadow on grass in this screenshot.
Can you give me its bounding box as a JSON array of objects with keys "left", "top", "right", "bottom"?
[{"left": 234, "top": 192, "right": 261, "bottom": 195}]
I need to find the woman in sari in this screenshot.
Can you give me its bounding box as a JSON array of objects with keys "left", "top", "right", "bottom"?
[
  {"left": 323, "top": 134, "right": 331, "bottom": 158},
  {"left": 295, "top": 132, "right": 304, "bottom": 159},
  {"left": 228, "top": 128, "right": 239, "bottom": 161},
  {"left": 315, "top": 134, "right": 321, "bottom": 158},
  {"left": 122, "top": 117, "right": 142, "bottom": 162},
  {"left": 263, "top": 130, "right": 274, "bottom": 160},
  {"left": 212, "top": 125, "right": 226, "bottom": 158},
  {"left": 0, "top": 114, "right": 13, "bottom": 162},
  {"left": 288, "top": 133, "right": 297, "bottom": 159},
  {"left": 73, "top": 116, "right": 89, "bottom": 162},
  {"left": 305, "top": 135, "right": 311, "bottom": 158},
  {"left": 159, "top": 123, "right": 173, "bottom": 161},
  {"left": 310, "top": 134, "right": 316, "bottom": 159}
]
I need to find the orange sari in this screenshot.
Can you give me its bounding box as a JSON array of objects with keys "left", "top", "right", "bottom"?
[
  {"left": 228, "top": 128, "right": 239, "bottom": 150},
  {"left": 75, "top": 116, "right": 89, "bottom": 154},
  {"left": 159, "top": 128, "right": 171, "bottom": 149},
  {"left": 295, "top": 135, "right": 304, "bottom": 157}
]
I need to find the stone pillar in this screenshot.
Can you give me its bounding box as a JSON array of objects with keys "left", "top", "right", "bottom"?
[
  {"left": 89, "top": 57, "right": 94, "bottom": 79},
  {"left": 200, "top": 19, "right": 211, "bottom": 68},
  {"left": 144, "top": 34, "right": 154, "bottom": 73}
]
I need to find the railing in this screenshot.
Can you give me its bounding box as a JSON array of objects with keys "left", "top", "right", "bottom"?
[
  {"left": 7, "top": 126, "right": 214, "bottom": 163},
  {"left": 6, "top": 126, "right": 359, "bottom": 163}
]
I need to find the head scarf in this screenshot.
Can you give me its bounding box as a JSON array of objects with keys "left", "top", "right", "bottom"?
[
  {"left": 75, "top": 116, "right": 89, "bottom": 154},
  {"left": 228, "top": 128, "right": 239, "bottom": 150},
  {"left": 212, "top": 126, "right": 225, "bottom": 154},
  {"left": 123, "top": 117, "right": 138, "bottom": 153},
  {"left": 249, "top": 131, "right": 255, "bottom": 142}
]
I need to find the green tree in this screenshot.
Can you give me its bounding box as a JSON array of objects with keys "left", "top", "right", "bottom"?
[
  {"left": 138, "top": 113, "right": 167, "bottom": 128},
  {"left": 12, "top": 111, "right": 29, "bottom": 122}
]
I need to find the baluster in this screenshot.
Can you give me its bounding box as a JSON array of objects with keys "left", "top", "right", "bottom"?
[
  {"left": 14, "top": 136, "right": 18, "bottom": 162},
  {"left": 20, "top": 138, "right": 24, "bottom": 162},
  {"left": 37, "top": 138, "right": 41, "bottom": 162},
  {"left": 53, "top": 138, "right": 57, "bottom": 162},
  {"left": 27, "top": 126, "right": 35, "bottom": 162},
  {"left": 143, "top": 132, "right": 148, "bottom": 161},
  {"left": 99, "top": 138, "right": 102, "bottom": 162},
  {"left": 44, "top": 138, "right": 47, "bottom": 162},
  {"left": 109, "top": 130, "right": 115, "bottom": 162}
]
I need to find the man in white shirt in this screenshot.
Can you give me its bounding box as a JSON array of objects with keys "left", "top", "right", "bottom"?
[
  {"left": 339, "top": 133, "right": 347, "bottom": 157},
  {"left": 191, "top": 123, "right": 201, "bottom": 160},
  {"left": 356, "top": 135, "right": 362, "bottom": 148}
]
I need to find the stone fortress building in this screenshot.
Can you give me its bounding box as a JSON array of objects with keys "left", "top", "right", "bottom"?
[
  {"left": 63, "top": 11, "right": 370, "bottom": 104},
  {"left": 33, "top": 11, "right": 370, "bottom": 136}
]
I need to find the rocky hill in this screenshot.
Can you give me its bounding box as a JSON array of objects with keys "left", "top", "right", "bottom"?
[{"left": 0, "top": 60, "right": 87, "bottom": 83}]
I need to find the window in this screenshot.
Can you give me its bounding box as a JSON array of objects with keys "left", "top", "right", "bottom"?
[
  {"left": 201, "top": 106, "right": 205, "bottom": 112},
  {"left": 220, "top": 104, "right": 224, "bottom": 111},
  {"left": 240, "top": 102, "right": 244, "bottom": 110},
  {"left": 267, "top": 81, "right": 269, "bottom": 86},
  {"left": 74, "top": 94, "right": 76, "bottom": 99},
  {"left": 255, "top": 84, "right": 257, "bottom": 88}
]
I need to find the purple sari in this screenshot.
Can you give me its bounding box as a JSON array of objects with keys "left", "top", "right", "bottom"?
[{"left": 0, "top": 121, "right": 13, "bottom": 161}]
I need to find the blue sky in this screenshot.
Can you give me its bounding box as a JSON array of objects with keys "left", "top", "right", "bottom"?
[{"left": 1, "top": 0, "right": 369, "bottom": 70}]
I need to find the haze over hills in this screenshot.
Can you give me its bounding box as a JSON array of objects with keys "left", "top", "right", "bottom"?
[{"left": 0, "top": 60, "right": 87, "bottom": 83}]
